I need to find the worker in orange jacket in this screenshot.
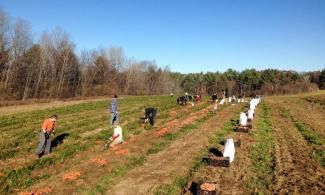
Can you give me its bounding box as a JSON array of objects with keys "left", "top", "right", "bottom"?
[{"left": 35, "top": 114, "right": 58, "bottom": 157}]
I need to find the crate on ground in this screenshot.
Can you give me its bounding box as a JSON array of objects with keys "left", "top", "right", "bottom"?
[
  {"left": 183, "top": 181, "right": 217, "bottom": 195},
  {"left": 236, "top": 125, "right": 250, "bottom": 133},
  {"left": 206, "top": 154, "right": 230, "bottom": 167}
]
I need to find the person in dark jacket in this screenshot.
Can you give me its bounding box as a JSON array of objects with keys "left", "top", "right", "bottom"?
[
  {"left": 143, "top": 107, "right": 157, "bottom": 126},
  {"left": 211, "top": 93, "right": 218, "bottom": 102},
  {"left": 177, "top": 96, "right": 187, "bottom": 105}
]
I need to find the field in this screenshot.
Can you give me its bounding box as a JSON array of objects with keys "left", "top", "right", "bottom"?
[{"left": 0, "top": 92, "right": 325, "bottom": 194}]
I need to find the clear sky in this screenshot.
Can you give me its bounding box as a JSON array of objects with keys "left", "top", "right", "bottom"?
[{"left": 1, "top": 0, "right": 324, "bottom": 73}]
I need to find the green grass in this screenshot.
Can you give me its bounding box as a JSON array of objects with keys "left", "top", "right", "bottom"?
[
  {"left": 1, "top": 96, "right": 216, "bottom": 193},
  {"left": 247, "top": 102, "right": 274, "bottom": 193},
  {"left": 0, "top": 95, "right": 182, "bottom": 193},
  {"left": 279, "top": 107, "right": 325, "bottom": 167}
]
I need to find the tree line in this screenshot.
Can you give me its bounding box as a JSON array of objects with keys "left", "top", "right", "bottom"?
[
  {"left": 0, "top": 9, "right": 324, "bottom": 101},
  {"left": 174, "top": 68, "right": 324, "bottom": 97},
  {"left": 0, "top": 9, "right": 180, "bottom": 100}
]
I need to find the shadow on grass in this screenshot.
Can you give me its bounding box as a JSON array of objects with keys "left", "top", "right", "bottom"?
[{"left": 52, "top": 133, "right": 70, "bottom": 148}]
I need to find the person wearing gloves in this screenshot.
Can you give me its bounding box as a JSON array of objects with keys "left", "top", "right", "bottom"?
[
  {"left": 35, "top": 114, "right": 58, "bottom": 157},
  {"left": 143, "top": 107, "right": 157, "bottom": 126}
]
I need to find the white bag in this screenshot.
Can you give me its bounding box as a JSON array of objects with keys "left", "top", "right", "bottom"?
[
  {"left": 113, "top": 126, "right": 123, "bottom": 142},
  {"left": 248, "top": 109, "right": 254, "bottom": 119},
  {"left": 223, "top": 138, "right": 235, "bottom": 163},
  {"left": 239, "top": 112, "right": 247, "bottom": 126}
]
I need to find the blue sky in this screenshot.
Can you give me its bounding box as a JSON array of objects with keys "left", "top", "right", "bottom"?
[{"left": 1, "top": 0, "right": 324, "bottom": 73}]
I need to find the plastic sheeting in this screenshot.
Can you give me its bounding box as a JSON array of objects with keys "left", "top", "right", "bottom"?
[{"left": 223, "top": 138, "right": 235, "bottom": 163}]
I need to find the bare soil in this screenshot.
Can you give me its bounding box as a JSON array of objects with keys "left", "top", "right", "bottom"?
[
  {"left": 269, "top": 102, "right": 325, "bottom": 194},
  {"left": 106, "top": 105, "right": 240, "bottom": 195},
  {"left": 186, "top": 116, "right": 255, "bottom": 195},
  {"left": 267, "top": 96, "right": 325, "bottom": 138}
]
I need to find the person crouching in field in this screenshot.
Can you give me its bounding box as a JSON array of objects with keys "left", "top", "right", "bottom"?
[
  {"left": 195, "top": 95, "right": 201, "bottom": 102},
  {"left": 109, "top": 94, "right": 119, "bottom": 127},
  {"left": 143, "top": 107, "right": 157, "bottom": 126},
  {"left": 35, "top": 115, "right": 58, "bottom": 157},
  {"left": 105, "top": 123, "right": 124, "bottom": 148}
]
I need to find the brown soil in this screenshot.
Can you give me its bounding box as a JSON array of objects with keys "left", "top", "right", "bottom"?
[
  {"left": 91, "top": 157, "right": 108, "bottom": 166},
  {"left": 62, "top": 171, "right": 81, "bottom": 181},
  {"left": 106, "top": 105, "right": 240, "bottom": 194},
  {"left": 169, "top": 110, "right": 177, "bottom": 116},
  {"left": 23, "top": 103, "right": 215, "bottom": 194},
  {"left": 187, "top": 122, "right": 255, "bottom": 195},
  {"left": 267, "top": 96, "right": 325, "bottom": 138},
  {"left": 18, "top": 187, "right": 52, "bottom": 195},
  {"left": 154, "top": 127, "right": 169, "bottom": 137},
  {"left": 114, "top": 149, "right": 130, "bottom": 156},
  {"left": 269, "top": 102, "right": 325, "bottom": 194}
]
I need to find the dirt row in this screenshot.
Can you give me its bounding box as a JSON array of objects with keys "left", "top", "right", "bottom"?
[
  {"left": 106, "top": 104, "right": 241, "bottom": 194},
  {"left": 21, "top": 102, "right": 216, "bottom": 194},
  {"left": 267, "top": 96, "right": 325, "bottom": 138},
  {"left": 186, "top": 125, "right": 254, "bottom": 194},
  {"left": 269, "top": 103, "right": 325, "bottom": 194},
  {"left": 179, "top": 96, "right": 325, "bottom": 195}
]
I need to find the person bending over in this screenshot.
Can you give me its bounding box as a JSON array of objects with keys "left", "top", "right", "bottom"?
[
  {"left": 144, "top": 107, "right": 157, "bottom": 126},
  {"left": 35, "top": 115, "right": 58, "bottom": 157}
]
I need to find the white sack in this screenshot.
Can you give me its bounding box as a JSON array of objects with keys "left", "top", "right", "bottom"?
[
  {"left": 113, "top": 126, "right": 123, "bottom": 142},
  {"left": 223, "top": 138, "right": 235, "bottom": 163},
  {"left": 239, "top": 112, "right": 247, "bottom": 126},
  {"left": 248, "top": 109, "right": 254, "bottom": 119}
]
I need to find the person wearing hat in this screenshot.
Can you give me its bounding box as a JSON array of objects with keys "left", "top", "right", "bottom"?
[{"left": 35, "top": 114, "right": 58, "bottom": 157}]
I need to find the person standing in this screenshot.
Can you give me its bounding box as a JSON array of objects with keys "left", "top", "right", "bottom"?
[
  {"left": 35, "top": 115, "right": 58, "bottom": 157},
  {"left": 109, "top": 94, "right": 119, "bottom": 127}
]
